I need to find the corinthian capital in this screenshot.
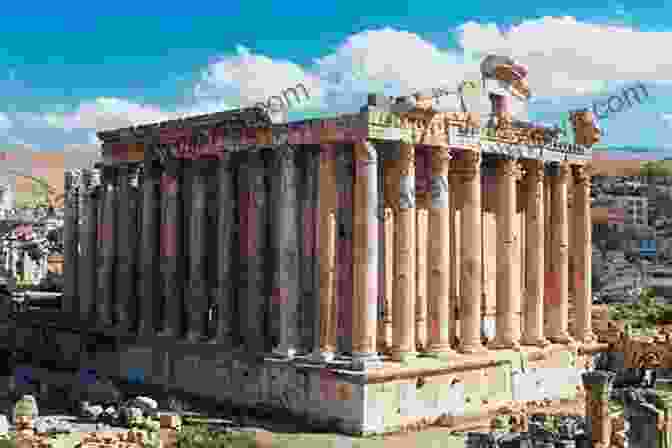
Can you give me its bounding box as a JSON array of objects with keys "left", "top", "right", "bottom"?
[{"left": 572, "top": 164, "right": 592, "bottom": 186}]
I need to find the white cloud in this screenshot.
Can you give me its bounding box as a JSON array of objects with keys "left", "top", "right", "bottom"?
[
  {"left": 43, "top": 97, "right": 177, "bottom": 132},
  {"left": 0, "top": 113, "right": 11, "bottom": 133},
  {"left": 458, "top": 16, "right": 672, "bottom": 98},
  {"left": 10, "top": 17, "right": 672, "bottom": 154}
]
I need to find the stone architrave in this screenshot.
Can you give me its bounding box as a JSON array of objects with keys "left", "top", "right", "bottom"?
[
  {"left": 521, "top": 159, "right": 550, "bottom": 347},
  {"left": 456, "top": 149, "right": 486, "bottom": 354},
  {"left": 312, "top": 143, "right": 338, "bottom": 362},
  {"left": 351, "top": 140, "right": 383, "bottom": 370},
  {"left": 391, "top": 141, "right": 417, "bottom": 362},
  {"left": 572, "top": 164, "right": 596, "bottom": 343},
  {"left": 491, "top": 157, "right": 522, "bottom": 349},
  {"left": 547, "top": 162, "right": 573, "bottom": 344},
  {"left": 425, "top": 147, "right": 455, "bottom": 358}
]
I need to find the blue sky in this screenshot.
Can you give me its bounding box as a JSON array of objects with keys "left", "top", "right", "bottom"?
[{"left": 1, "top": 1, "right": 672, "bottom": 170}]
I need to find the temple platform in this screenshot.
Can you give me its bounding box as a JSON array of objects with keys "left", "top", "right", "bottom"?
[{"left": 0, "top": 310, "right": 607, "bottom": 436}]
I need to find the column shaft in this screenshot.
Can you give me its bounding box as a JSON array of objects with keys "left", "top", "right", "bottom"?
[
  {"left": 573, "top": 164, "right": 596, "bottom": 343},
  {"left": 268, "top": 146, "right": 301, "bottom": 357},
  {"left": 63, "top": 171, "right": 79, "bottom": 315},
  {"left": 544, "top": 174, "right": 552, "bottom": 335},
  {"left": 97, "top": 168, "right": 117, "bottom": 326},
  {"left": 185, "top": 159, "right": 210, "bottom": 342},
  {"left": 391, "top": 142, "right": 417, "bottom": 362},
  {"left": 77, "top": 170, "right": 99, "bottom": 322},
  {"left": 426, "top": 147, "right": 454, "bottom": 356},
  {"left": 492, "top": 158, "right": 521, "bottom": 349},
  {"left": 351, "top": 141, "right": 382, "bottom": 369},
  {"left": 315, "top": 144, "right": 338, "bottom": 359},
  {"left": 548, "top": 162, "right": 573, "bottom": 343},
  {"left": 158, "top": 159, "right": 183, "bottom": 337},
  {"left": 139, "top": 153, "right": 160, "bottom": 336},
  {"left": 115, "top": 166, "right": 134, "bottom": 329},
  {"left": 457, "top": 150, "right": 484, "bottom": 354},
  {"left": 449, "top": 179, "right": 461, "bottom": 348},
  {"left": 213, "top": 153, "right": 235, "bottom": 345},
  {"left": 521, "top": 160, "right": 549, "bottom": 347}
]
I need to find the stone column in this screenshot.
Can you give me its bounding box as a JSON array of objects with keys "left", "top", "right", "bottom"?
[
  {"left": 481, "top": 158, "right": 498, "bottom": 345},
  {"left": 378, "top": 207, "right": 394, "bottom": 354},
  {"left": 391, "top": 141, "right": 417, "bottom": 362},
  {"left": 456, "top": 150, "right": 485, "bottom": 354},
  {"left": 97, "top": 167, "right": 117, "bottom": 327},
  {"left": 185, "top": 159, "right": 210, "bottom": 342},
  {"left": 567, "top": 172, "right": 576, "bottom": 336},
  {"left": 237, "top": 150, "right": 268, "bottom": 353},
  {"left": 351, "top": 140, "right": 382, "bottom": 369},
  {"left": 313, "top": 144, "right": 338, "bottom": 362},
  {"left": 268, "top": 145, "right": 301, "bottom": 358},
  {"left": 212, "top": 152, "right": 235, "bottom": 345},
  {"left": 426, "top": 147, "right": 454, "bottom": 358},
  {"left": 449, "top": 175, "right": 461, "bottom": 348},
  {"left": 127, "top": 167, "right": 142, "bottom": 330},
  {"left": 582, "top": 371, "right": 615, "bottom": 448},
  {"left": 547, "top": 162, "right": 573, "bottom": 344},
  {"left": 77, "top": 170, "right": 99, "bottom": 321},
  {"left": 115, "top": 166, "right": 133, "bottom": 329},
  {"left": 573, "top": 164, "right": 597, "bottom": 343},
  {"left": 139, "top": 150, "right": 160, "bottom": 337},
  {"left": 544, "top": 172, "right": 552, "bottom": 336},
  {"left": 491, "top": 157, "right": 522, "bottom": 349},
  {"left": 521, "top": 159, "right": 550, "bottom": 347},
  {"left": 415, "top": 147, "right": 430, "bottom": 352},
  {"left": 158, "top": 158, "right": 183, "bottom": 337},
  {"left": 63, "top": 171, "right": 79, "bottom": 315}
]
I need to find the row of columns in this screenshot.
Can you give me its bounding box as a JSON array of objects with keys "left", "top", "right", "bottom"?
[{"left": 316, "top": 141, "right": 596, "bottom": 366}]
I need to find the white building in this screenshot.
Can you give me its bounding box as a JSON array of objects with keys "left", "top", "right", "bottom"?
[{"left": 605, "top": 194, "right": 649, "bottom": 232}]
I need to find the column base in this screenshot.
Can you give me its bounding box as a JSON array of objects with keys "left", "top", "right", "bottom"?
[
  {"left": 422, "top": 345, "right": 456, "bottom": 361},
  {"left": 156, "top": 329, "right": 178, "bottom": 338},
  {"left": 548, "top": 333, "right": 575, "bottom": 345},
  {"left": 488, "top": 339, "right": 522, "bottom": 351},
  {"left": 271, "top": 346, "right": 297, "bottom": 359},
  {"left": 458, "top": 342, "right": 487, "bottom": 355},
  {"left": 308, "top": 350, "right": 335, "bottom": 363},
  {"left": 521, "top": 336, "right": 551, "bottom": 348},
  {"left": 390, "top": 349, "right": 418, "bottom": 363},
  {"left": 576, "top": 331, "right": 597, "bottom": 344},
  {"left": 352, "top": 352, "right": 383, "bottom": 370}
]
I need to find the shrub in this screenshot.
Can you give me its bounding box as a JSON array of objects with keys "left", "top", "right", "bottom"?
[{"left": 176, "top": 425, "right": 261, "bottom": 448}]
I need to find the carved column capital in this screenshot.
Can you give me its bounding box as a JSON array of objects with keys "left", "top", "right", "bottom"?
[
  {"left": 523, "top": 160, "right": 545, "bottom": 182},
  {"left": 455, "top": 150, "right": 481, "bottom": 181},
  {"left": 398, "top": 142, "right": 415, "bottom": 175},
  {"left": 572, "top": 164, "right": 592, "bottom": 187},
  {"left": 430, "top": 147, "right": 452, "bottom": 165}
]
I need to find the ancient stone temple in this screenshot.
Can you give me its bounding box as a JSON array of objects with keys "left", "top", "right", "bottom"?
[{"left": 35, "top": 85, "right": 602, "bottom": 434}]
